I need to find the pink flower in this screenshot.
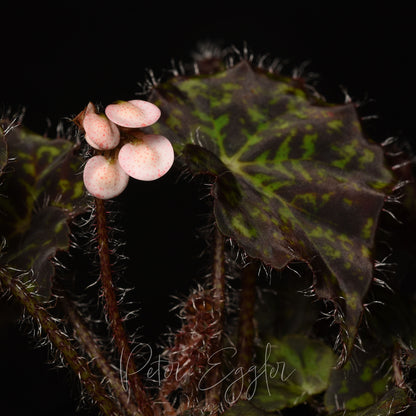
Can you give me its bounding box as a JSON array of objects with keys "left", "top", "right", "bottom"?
[
  {"left": 82, "top": 103, "right": 120, "bottom": 150},
  {"left": 105, "top": 100, "right": 161, "bottom": 128},
  {"left": 118, "top": 134, "right": 175, "bottom": 181},
  {"left": 80, "top": 99, "right": 174, "bottom": 199},
  {"left": 83, "top": 155, "right": 129, "bottom": 199}
]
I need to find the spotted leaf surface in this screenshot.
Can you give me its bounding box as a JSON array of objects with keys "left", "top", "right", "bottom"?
[
  {"left": 324, "top": 347, "right": 392, "bottom": 413},
  {"left": 0, "top": 123, "right": 90, "bottom": 298},
  {"left": 147, "top": 60, "right": 393, "bottom": 354}
]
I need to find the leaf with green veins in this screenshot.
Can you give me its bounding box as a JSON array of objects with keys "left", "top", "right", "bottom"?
[
  {"left": 0, "top": 122, "right": 90, "bottom": 298},
  {"left": 324, "top": 346, "right": 393, "bottom": 413},
  {"left": 245, "top": 335, "right": 336, "bottom": 412},
  {"left": 147, "top": 59, "right": 394, "bottom": 358}
]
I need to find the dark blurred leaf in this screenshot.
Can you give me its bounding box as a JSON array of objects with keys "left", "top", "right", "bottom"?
[
  {"left": 331, "top": 387, "right": 410, "bottom": 416},
  {"left": 366, "top": 288, "right": 416, "bottom": 350},
  {"left": 247, "top": 334, "right": 336, "bottom": 412},
  {"left": 0, "top": 122, "right": 90, "bottom": 298},
  {"left": 324, "top": 346, "right": 392, "bottom": 413},
  {"left": 148, "top": 59, "right": 394, "bottom": 355},
  {"left": 222, "top": 399, "right": 272, "bottom": 415},
  {"left": 0, "top": 130, "right": 6, "bottom": 172},
  {"left": 255, "top": 268, "right": 320, "bottom": 339}
]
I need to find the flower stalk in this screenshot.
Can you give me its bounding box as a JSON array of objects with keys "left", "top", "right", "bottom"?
[
  {"left": 204, "top": 227, "right": 226, "bottom": 414},
  {"left": 94, "top": 197, "right": 153, "bottom": 416},
  {"left": 233, "top": 261, "right": 257, "bottom": 399}
]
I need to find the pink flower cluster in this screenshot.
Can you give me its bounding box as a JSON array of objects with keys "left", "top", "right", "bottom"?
[{"left": 80, "top": 100, "right": 174, "bottom": 199}]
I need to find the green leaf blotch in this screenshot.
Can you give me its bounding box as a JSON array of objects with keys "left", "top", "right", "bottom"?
[
  {"left": 147, "top": 60, "right": 394, "bottom": 356},
  {"left": 249, "top": 335, "right": 336, "bottom": 412},
  {"left": 0, "top": 123, "right": 90, "bottom": 298}
]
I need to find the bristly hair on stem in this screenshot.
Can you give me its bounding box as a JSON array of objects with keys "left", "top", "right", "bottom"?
[
  {"left": 232, "top": 260, "right": 258, "bottom": 402},
  {"left": 94, "top": 197, "right": 154, "bottom": 416},
  {"left": 0, "top": 267, "right": 122, "bottom": 416},
  {"left": 60, "top": 293, "right": 142, "bottom": 416},
  {"left": 156, "top": 227, "right": 227, "bottom": 416},
  {"left": 204, "top": 226, "right": 226, "bottom": 415}
]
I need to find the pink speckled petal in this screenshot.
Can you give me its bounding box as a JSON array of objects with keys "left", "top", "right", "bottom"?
[
  {"left": 83, "top": 155, "right": 129, "bottom": 199},
  {"left": 118, "top": 134, "right": 174, "bottom": 181},
  {"left": 83, "top": 102, "right": 120, "bottom": 150},
  {"left": 104, "top": 100, "right": 161, "bottom": 128}
]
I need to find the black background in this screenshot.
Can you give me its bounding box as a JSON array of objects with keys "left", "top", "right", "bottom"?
[{"left": 0, "top": 1, "right": 414, "bottom": 415}]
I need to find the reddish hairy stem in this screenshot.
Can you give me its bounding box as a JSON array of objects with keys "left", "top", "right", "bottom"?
[
  {"left": 0, "top": 269, "right": 121, "bottom": 416},
  {"left": 205, "top": 227, "right": 226, "bottom": 414},
  {"left": 61, "top": 295, "right": 142, "bottom": 416},
  {"left": 94, "top": 198, "right": 153, "bottom": 416},
  {"left": 233, "top": 261, "right": 257, "bottom": 400}
]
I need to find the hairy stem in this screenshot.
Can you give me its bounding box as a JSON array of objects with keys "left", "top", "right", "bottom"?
[
  {"left": 61, "top": 295, "right": 142, "bottom": 416},
  {"left": 233, "top": 261, "right": 257, "bottom": 400},
  {"left": 0, "top": 269, "right": 121, "bottom": 416},
  {"left": 205, "top": 227, "right": 226, "bottom": 414},
  {"left": 94, "top": 198, "right": 153, "bottom": 416}
]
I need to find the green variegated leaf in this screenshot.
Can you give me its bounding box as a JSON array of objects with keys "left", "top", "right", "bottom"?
[
  {"left": 324, "top": 347, "right": 393, "bottom": 413},
  {"left": 147, "top": 59, "right": 394, "bottom": 355},
  {"left": 0, "top": 122, "right": 90, "bottom": 298},
  {"left": 331, "top": 387, "right": 410, "bottom": 416},
  {"left": 248, "top": 335, "right": 336, "bottom": 412}
]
